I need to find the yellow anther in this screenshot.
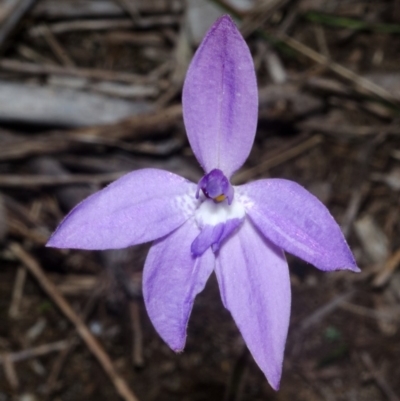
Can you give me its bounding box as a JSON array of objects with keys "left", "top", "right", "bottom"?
[{"left": 214, "top": 194, "right": 226, "bottom": 202}]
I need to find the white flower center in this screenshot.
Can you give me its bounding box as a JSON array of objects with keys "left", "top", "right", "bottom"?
[{"left": 195, "top": 197, "right": 245, "bottom": 228}]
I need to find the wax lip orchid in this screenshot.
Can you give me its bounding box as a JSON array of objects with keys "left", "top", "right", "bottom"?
[{"left": 47, "top": 15, "right": 359, "bottom": 390}]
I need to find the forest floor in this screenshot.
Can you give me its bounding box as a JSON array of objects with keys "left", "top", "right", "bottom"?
[{"left": 0, "top": 0, "right": 400, "bottom": 400}]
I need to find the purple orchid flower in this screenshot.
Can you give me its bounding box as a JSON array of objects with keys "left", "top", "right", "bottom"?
[{"left": 47, "top": 15, "right": 359, "bottom": 390}]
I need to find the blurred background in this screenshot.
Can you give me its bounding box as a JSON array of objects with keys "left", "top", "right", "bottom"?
[{"left": 0, "top": 0, "right": 400, "bottom": 400}]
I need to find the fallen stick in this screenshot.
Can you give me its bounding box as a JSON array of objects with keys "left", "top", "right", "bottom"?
[
  {"left": 0, "top": 171, "right": 128, "bottom": 187},
  {"left": 2, "top": 354, "right": 19, "bottom": 390},
  {"left": 0, "top": 340, "right": 68, "bottom": 365},
  {"left": 0, "top": 80, "right": 152, "bottom": 127},
  {"left": 29, "top": 16, "right": 180, "bottom": 36},
  {"left": 298, "top": 120, "right": 400, "bottom": 137},
  {"left": 240, "top": 0, "right": 290, "bottom": 37},
  {"left": 39, "top": 24, "right": 75, "bottom": 67},
  {"left": 280, "top": 34, "right": 398, "bottom": 105},
  {"left": 340, "top": 302, "right": 400, "bottom": 322},
  {"left": 8, "top": 266, "right": 27, "bottom": 318},
  {"left": 114, "top": 0, "right": 140, "bottom": 20},
  {"left": 32, "top": 0, "right": 182, "bottom": 19},
  {"left": 9, "top": 242, "right": 140, "bottom": 401},
  {"left": 233, "top": 135, "right": 323, "bottom": 184},
  {"left": 341, "top": 183, "right": 371, "bottom": 238},
  {"left": 45, "top": 287, "right": 102, "bottom": 396},
  {"left": 0, "top": 104, "right": 182, "bottom": 161},
  {"left": 0, "top": 0, "right": 39, "bottom": 49},
  {"left": 361, "top": 352, "right": 400, "bottom": 401},
  {"left": 0, "top": 58, "right": 148, "bottom": 84},
  {"left": 300, "top": 290, "right": 355, "bottom": 331},
  {"left": 373, "top": 249, "right": 400, "bottom": 287}
]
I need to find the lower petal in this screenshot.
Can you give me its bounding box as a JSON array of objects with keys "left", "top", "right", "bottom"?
[
  {"left": 215, "top": 220, "right": 291, "bottom": 390},
  {"left": 143, "top": 219, "right": 215, "bottom": 351}
]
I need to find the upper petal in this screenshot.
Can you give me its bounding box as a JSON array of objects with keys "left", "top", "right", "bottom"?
[
  {"left": 143, "top": 220, "right": 215, "bottom": 351},
  {"left": 238, "top": 179, "right": 359, "bottom": 272},
  {"left": 182, "top": 15, "right": 258, "bottom": 178},
  {"left": 47, "top": 169, "right": 197, "bottom": 250},
  {"left": 215, "top": 220, "right": 291, "bottom": 390}
]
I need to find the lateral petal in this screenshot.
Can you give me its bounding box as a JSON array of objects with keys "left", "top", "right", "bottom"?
[
  {"left": 215, "top": 220, "right": 291, "bottom": 390},
  {"left": 143, "top": 220, "right": 215, "bottom": 351},
  {"left": 47, "top": 169, "right": 197, "bottom": 250},
  {"left": 238, "top": 179, "right": 359, "bottom": 272},
  {"left": 182, "top": 15, "right": 258, "bottom": 177}
]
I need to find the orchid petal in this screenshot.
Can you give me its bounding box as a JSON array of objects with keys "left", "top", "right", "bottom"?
[
  {"left": 191, "top": 223, "right": 224, "bottom": 256},
  {"left": 47, "top": 169, "right": 197, "bottom": 250},
  {"left": 191, "top": 217, "right": 242, "bottom": 256},
  {"left": 143, "top": 220, "right": 215, "bottom": 351},
  {"left": 182, "top": 15, "right": 258, "bottom": 177},
  {"left": 238, "top": 179, "right": 359, "bottom": 272},
  {"left": 215, "top": 220, "right": 290, "bottom": 390}
]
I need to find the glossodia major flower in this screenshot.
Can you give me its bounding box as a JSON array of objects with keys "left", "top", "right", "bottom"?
[{"left": 47, "top": 15, "right": 359, "bottom": 390}]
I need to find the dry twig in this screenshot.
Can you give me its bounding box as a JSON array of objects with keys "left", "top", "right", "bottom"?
[
  {"left": 29, "top": 15, "right": 180, "bottom": 36},
  {"left": 280, "top": 34, "right": 398, "bottom": 105},
  {"left": 373, "top": 249, "right": 400, "bottom": 288},
  {"left": 0, "top": 104, "right": 182, "bottom": 161},
  {"left": 233, "top": 135, "right": 323, "bottom": 184},
  {"left": 240, "top": 0, "right": 291, "bottom": 38},
  {"left": 0, "top": 0, "right": 39, "bottom": 49},
  {"left": 341, "top": 183, "right": 370, "bottom": 238},
  {"left": 38, "top": 24, "right": 75, "bottom": 67},
  {"left": 8, "top": 266, "right": 27, "bottom": 318},
  {"left": 340, "top": 303, "right": 400, "bottom": 323},
  {"left": 300, "top": 291, "right": 355, "bottom": 331},
  {"left": 114, "top": 0, "right": 140, "bottom": 20},
  {"left": 0, "top": 171, "right": 128, "bottom": 188},
  {"left": 2, "top": 354, "right": 19, "bottom": 390},
  {"left": 0, "top": 58, "right": 148, "bottom": 84},
  {"left": 0, "top": 340, "right": 68, "bottom": 365},
  {"left": 45, "top": 287, "right": 102, "bottom": 396},
  {"left": 360, "top": 352, "right": 400, "bottom": 401},
  {"left": 298, "top": 120, "right": 400, "bottom": 137}
]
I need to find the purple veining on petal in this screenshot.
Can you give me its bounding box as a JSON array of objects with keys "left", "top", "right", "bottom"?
[
  {"left": 182, "top": 15, "right": 258, "bottom": 177},
  {"left": 196, "top": 169, "right": 234, "bottom": 204},
  {"left": 191, "top": 217, "right": 243, "bottom": 256}
]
